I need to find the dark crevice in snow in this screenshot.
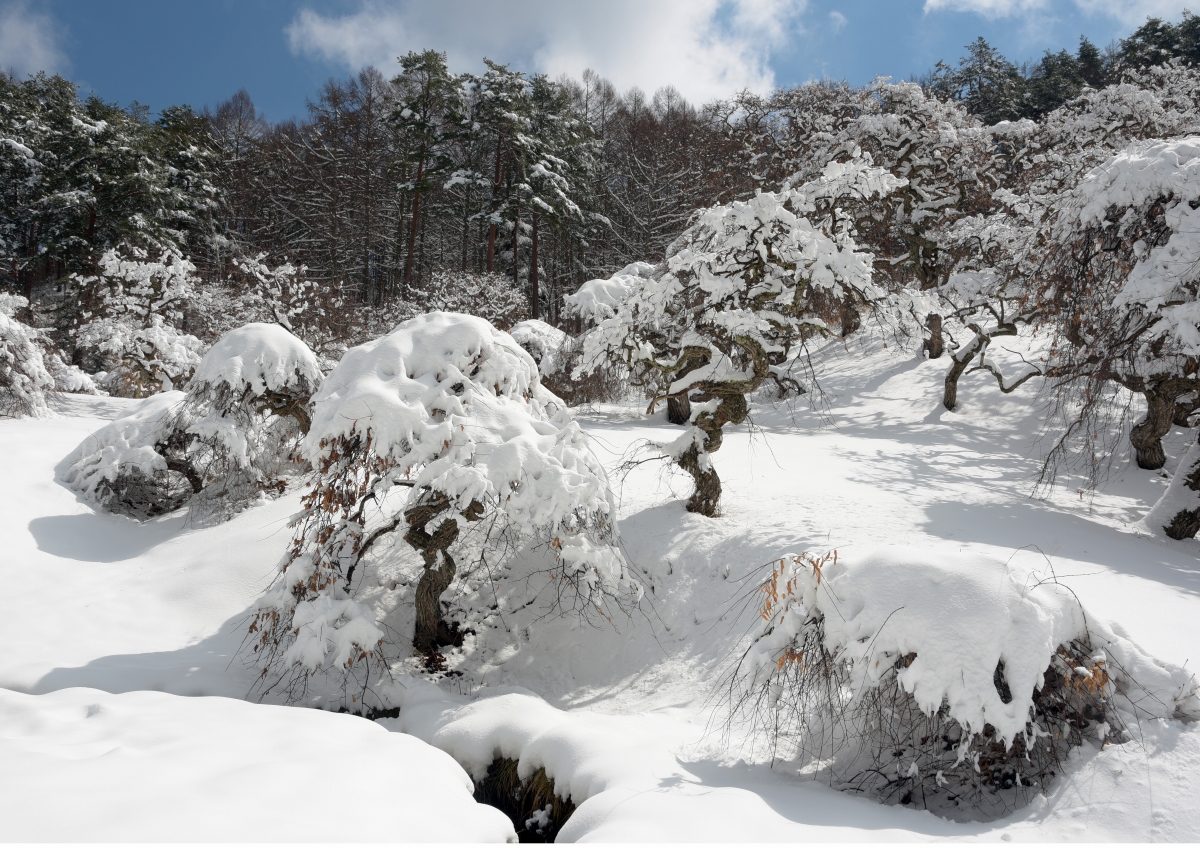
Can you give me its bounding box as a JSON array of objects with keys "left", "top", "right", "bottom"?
[{"left": 473, "top": 757, "right": 575, "bottom": 843}]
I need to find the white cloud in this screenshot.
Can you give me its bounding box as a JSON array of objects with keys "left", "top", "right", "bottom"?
[
  {"left": 925, "top": 0, "right": 1192, "bottom": 25},
  {"left": 829, "top": 10, "right": 848, "bottom": 32},
  {"left": 923, "top": 0, "right": 1049, "bottom": 18},
  {"left": 286, "top": 0, "right": 809, "bottom": 103},
  {"left": 0, "top": 0, "right": 67, "bottom": 77},
  {"left": 1072, "top": 0, "right": 1192, "bottom": 27}
]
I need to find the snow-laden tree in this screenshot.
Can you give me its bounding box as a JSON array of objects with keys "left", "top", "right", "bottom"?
[
  {"left": 1038, "top": 137, "right": 1200, "bottom": 513},
  {"left": 927, "top": 63, "right": 1200, "bottom": 414},
  {"left": 249, "top": 312, "right": 638, "bottom": 700},
  {"left": 0, "top": 295, "right": 54, "bottom": 418},
  {"left": 932, "top": 211, "right": 1045, "bottom": 411},
  {"left": 576, "top": 162, "right": 904, "bottom": 516},
  {"left": 65, "top": 323, "right": 321, "bottom": 520},
  {"left": 391, "top": 50, "right": 465, "bottom": 292},
  {"left": 731, "top": 547, "right": 1199, "bottom": 817},
  {"left": 232, "top": 254, "right": 320, "bottom": 335},
  {"left": 71, "top": 246, "right": 205, "bottom": 397},
  {"left": 420, "top": 269, "right": 528, "bottom": 329},
  {"left": 0, "top": 292, "right": 96, "bottom": 417},
  {"left": 564, "top": 262, "right": 657, "bottom": 327}
]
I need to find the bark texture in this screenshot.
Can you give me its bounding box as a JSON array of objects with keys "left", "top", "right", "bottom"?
[
  {"left": 404, "top": 495, "right": 471, "bottom": 653},
  {"left": 924, "top": 313, "right": 944, "bottom": 360},
  {"left": 1130, "top": 388, "right": 1177, "bottom": 470}
]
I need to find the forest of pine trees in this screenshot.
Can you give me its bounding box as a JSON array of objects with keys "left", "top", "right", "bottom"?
[{"left": 3, "top": 15, "right": 1200, "bottom": 368}]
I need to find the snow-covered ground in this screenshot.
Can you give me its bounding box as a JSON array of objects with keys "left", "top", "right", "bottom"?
[{"left": 3, "top": 338, "right": 1199, "bottom": 841}]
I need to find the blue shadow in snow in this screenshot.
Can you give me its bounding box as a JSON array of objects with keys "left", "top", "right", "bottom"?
[{"left": 28, "top": 511, "right": 185, "bottom": 562}]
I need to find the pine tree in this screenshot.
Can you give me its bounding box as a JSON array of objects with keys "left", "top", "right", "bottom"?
[{"left": 391, "top": 50, "right": 464, "bottom": 294}]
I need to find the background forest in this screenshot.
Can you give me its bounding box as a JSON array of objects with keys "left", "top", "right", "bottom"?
[{"left": 4, "top": 14, "right": 1199, "bottom": 370}]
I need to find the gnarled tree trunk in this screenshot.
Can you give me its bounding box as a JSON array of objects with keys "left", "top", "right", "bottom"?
[
  {"left": 923, "top": 313, "right": 944, "bottom": 360},
  {"left": 1130, "top": 388, "right": 1178, "bottom": 470},
  {"left": 405, "top": 496, "right": 463, "bottom": 653},
  {"left": 667, "top": 394, "right": 691, "bottom": 425},
  {"left": 679, "top": 391, "right": 747, "bottom": 517}
]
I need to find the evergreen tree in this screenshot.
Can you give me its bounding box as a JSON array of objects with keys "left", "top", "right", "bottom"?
[{"left": 391, "top": 50, "right": 463, "bottom": 293}]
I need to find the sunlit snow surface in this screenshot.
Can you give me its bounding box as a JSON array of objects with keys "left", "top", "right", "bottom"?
[{"left": 2, "top": 336, "right": 1200, "bottom": 841}]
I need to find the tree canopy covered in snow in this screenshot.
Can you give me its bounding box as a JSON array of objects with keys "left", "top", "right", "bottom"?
[{"left": 250, "top": 312, "right": 637, "bottom": 700}]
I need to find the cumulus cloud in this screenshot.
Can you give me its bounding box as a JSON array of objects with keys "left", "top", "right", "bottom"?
[
  {"left": 286, "top": 0, "right": 809, "bottom": 104},
  {"left": 0, "top": 0, "right": 68, "bottom": 77}
]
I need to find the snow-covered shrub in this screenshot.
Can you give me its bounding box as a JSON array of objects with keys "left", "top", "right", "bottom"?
[
  {"left": 64, "top": 323, "right": 322, "bottom": 520},
  {"left": 577, "top": 161, "right": 904, "bottom": 515},
  {"left": 509, "top": 318, "right": 622, "bottom": 406},
  {"left": 41, "top": 351, "right": 100, "bottom": 396},
  {"left": 509, "top": 319, "right": 568, "bottom": 375},
  {"left": 248, "top": 312, "right": 639, "bottom": 702},
  {"left": 71, "top": 246, "right": 205, "bottom": 397},
  {"left": 62, "top": 391, "right": 190, "bottom": 517},
  {"left": 732, "top": 547, "right": 1200, "bottom": 819},
  {"left": 0, "top": 303, "right": 54, "bottom": 418},
  {"left": 421, "top": 270, "right": 529, "bottom": 330}
]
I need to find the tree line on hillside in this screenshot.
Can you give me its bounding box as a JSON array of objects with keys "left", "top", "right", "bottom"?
[{"left": 2, "top": 15, "right": 1197, "bottom": 354}]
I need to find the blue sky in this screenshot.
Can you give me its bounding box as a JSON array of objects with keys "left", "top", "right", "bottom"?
[{"left": 0, "top": 0, "right": 1192, "bottom": 122}]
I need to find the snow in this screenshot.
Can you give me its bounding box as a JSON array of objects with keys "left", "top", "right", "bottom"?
[
  {"left": 61, "top": 392, "right": 184, "bottom": 504},
  {"left": 3, "top": 335, "right": 1200, "bottom": 840},
  {"left": 563, "top": 261, "right": 656, "bottom": 323},
  {"left": 0, "top": 686, "right": 514, "bottom": 842},
  {"left": 189, "top": 321, "right": 322, "bottom": 398}
]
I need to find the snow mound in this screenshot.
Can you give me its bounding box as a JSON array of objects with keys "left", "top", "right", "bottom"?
[
  {"left": 61, "top": 392, "right": 184, "bottom": 507},
  {"left": 563, "top": 261, "right": 656, "bottom": 324},
  {"left": 746, "top": 546, "right": 1199, "bottom": 747},
  {"left": 189, "top": 322, "right": 323, "bottom": 398},
  {"left": 0, "top": 687, "right": 514, "bottom": 841}
]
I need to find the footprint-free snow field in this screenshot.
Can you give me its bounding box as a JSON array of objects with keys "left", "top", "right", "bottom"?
[{"left": 3, "top": 339, "right": 1199, "bottom": 842}]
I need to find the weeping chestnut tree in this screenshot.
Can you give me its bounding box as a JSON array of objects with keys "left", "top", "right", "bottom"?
[
  {"left": 249, "top": 312, "right": 639, "bottom": 703},
  {"left": 576, "top": 161, "right": 905, "bottom": 516}
]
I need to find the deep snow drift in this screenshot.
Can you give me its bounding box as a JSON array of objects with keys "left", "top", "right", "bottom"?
[{"left": 3, "top": 336, "right": 1200, "bottom": 841}]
